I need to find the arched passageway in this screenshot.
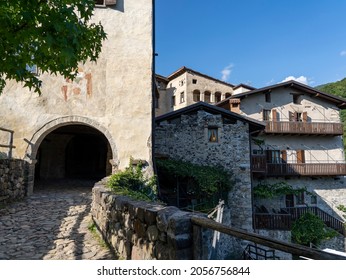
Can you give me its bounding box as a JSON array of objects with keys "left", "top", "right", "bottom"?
[{"left": 35, "top": 125, "right": 112, "bottom": 181}]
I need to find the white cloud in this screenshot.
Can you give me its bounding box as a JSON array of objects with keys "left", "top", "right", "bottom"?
[
  {"left": 340, "top": 50, "right": 346, "bottom": 56},
  {"left": 281, "top": 75, "right": 309, "bottom": 85},
  {"left": 221, "top": 64, "right": 234, "bottom": 82}
]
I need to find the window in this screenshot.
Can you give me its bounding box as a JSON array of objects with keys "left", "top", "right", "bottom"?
[
  {"left": 180, "top": 92, "right": 185, "bottom": 103},
  {"left": 193, "top": 90, "right": 200, "bottom": 102},
  {"left": 262, "top": 109, "right": 271, "bottom": 121},
  {"left": 204, "top": 91, "right": 211, "bottom": 103},
  {"left": 192, "top": 79, "right": 197, "bottom": 84},
  {"left": 267, "top": 150, "right": 281, "bottom": 163},
  {"left": 310, "top": 195, "right": 317, "bottom": 205},
  {"left": 265, "top": 92, "right": 271, "bottom": 103},
  {"left": 171, "top": 96, "right": 176, "bottom": 107},
  {"left": 95, "top": 0, "right": 117, "bottom": 6},
  {"left": 295, "top": 192, "right": 305, "bottom": 205},
  {"left": 208, "top": 128, "right": 218, "bottom": 143},
  {"left": 293, "top": 94, "right": 301, "bottom": 104},
  {"left": 215, "top": 92, "right": 222, "bottom": 103}
]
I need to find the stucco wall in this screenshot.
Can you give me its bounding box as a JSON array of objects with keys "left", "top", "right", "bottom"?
[{"left": 0, "top": 1, "right": 154, "bottom": 191}]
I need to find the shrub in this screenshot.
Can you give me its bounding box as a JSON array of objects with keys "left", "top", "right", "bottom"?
[
  {"left": 107, "top": 159, "right": 157, "bottom": 202},
  {"left": 291, "top": 212, "right": 338, "bottom": 246}
]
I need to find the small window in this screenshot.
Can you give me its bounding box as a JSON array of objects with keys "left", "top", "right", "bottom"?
[
  {"left": 208, "top": 128, "right": 218, "bottom": 143},
  {"left": 180, "top": 92, "right": 185, "bottom": 103},
  {"left": 262, "top": 109, "right": 271, "bottom": 121},
  {"left": 215, "top": 92, "right": 222, "bottom": 103},
  {"left": 192, "top": 79, "right": 197, "bottom": 84},
  {"left": 293, "top": 95, "right": 301, "bottom": 104},
  {"left": 95, "top": 0, "right": 105, "bottom": 5},
  {"left": 265, "top": 92, "right": 271, "bottom": 103},
  {"left": 171, "top": 96, "right": 176, "bottom": 107}
]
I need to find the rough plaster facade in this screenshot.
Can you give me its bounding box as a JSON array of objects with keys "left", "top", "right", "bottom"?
[{"left": 0, "top": 1, "right": 154, "bottom": 193}]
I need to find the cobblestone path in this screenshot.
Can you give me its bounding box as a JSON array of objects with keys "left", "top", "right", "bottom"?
[{"left": 0, "top": 180, "right": 115, "bottom": 260}]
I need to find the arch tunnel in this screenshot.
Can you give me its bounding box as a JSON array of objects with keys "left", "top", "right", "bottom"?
[{"left": 35, "top": 125, "right": 112, "bottom": 181}]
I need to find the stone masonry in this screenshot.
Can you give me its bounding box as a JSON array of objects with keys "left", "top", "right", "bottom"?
[
  {"left": 91, "top": 182, "right": 213, "bottom": 260},
  {"left": 0, "top": 159, "right": 27, "bottom": 204}
]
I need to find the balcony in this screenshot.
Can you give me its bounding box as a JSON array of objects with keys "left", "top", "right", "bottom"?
[
  {"left": 251, "top": 155, "right": 346, "bottom": 176},
  {"left": 265, "top": 121, "right": 344, "bottom": 135}
]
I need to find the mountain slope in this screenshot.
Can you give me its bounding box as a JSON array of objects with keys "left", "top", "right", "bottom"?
[{"left": 316, "top": 78, "right": 346, "bottom": 152}]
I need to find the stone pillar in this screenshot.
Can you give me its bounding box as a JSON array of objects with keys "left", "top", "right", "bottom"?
[
  {"left": 201, "top": 92, "right": 205, "bottom": 102},
  {"left": 211, "top": 92, "right": 215, "bottom": 103}
]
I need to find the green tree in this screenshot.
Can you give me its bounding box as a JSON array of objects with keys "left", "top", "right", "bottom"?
[{"left": 0, "top": 0, "right": 107, "bottom": 94}]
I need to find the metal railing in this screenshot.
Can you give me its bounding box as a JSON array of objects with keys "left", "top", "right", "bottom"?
[{"left": 0, "top": 127, "right": 15, "bottom": 159}]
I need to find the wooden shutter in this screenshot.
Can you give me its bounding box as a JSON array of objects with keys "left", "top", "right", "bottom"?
[
  {"left": 281, "top": 150, "right": 287, "bottom": 163},
  {"left": 272, "top": 109, "right": 277, "bottom": 121},
  {"left": 302, "top": 112, "right": 308, "bottom": 122},
  {"left": 296, "top": 150, "right": 305, "bottom": 163}
]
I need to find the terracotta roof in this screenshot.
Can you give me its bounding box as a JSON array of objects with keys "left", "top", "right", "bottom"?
[
  {"left": 166, "top": 66, "right": 235, "bottom": 88},
  {"left": 155, "top": 102, "right": 265, "bottom": 133},
  {"left": 217, "top": 80, "right": 346, "bottom": 109}
]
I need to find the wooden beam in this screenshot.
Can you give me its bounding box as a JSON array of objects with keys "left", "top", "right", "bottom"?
[{"left": 191, "top": 216, "right": 346, "bottom": 260}]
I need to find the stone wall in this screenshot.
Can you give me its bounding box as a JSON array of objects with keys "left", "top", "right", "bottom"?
[
  {"left": 0, "top": 159, "right": 27, "bottom": 204},
  {"left": 155, "top": 109, "right": 254, "bottom": 259},
  {"left": 91, "top": 183, "right": 213, "bottom": 260}
]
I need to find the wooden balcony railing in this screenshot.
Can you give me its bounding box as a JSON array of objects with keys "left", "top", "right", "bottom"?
[
  {"left": 265, "top": 121, "right": 344, "bottom": 135},
  {"left": 251, "top": 155, "right": 346, "bottom": 176},
  {"left": 254, "top": 207, "right": 345, "bottom": 236},
  {"left": 267, "top": 163, "right": 346, "bottom": 176}
]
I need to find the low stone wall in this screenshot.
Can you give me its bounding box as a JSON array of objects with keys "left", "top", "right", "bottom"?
[
  {"left": 91, "top": 182, "right": 212, "bottom": 260},
  {"left": 0, "top": 159, "right": 27, "bottom": 204}
]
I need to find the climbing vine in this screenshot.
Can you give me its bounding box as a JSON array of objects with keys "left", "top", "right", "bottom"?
[{"left": 253, "top": 181, "right": 312, "bottom": 199}]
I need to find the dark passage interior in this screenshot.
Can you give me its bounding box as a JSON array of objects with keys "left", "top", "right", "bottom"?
[{"left": 35, "top": 125, "right": 112, "bottom": 181}]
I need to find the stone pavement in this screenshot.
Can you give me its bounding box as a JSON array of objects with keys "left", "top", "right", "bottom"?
[{"left": 0, "top": 180, "right": 115, "bottom": 260}]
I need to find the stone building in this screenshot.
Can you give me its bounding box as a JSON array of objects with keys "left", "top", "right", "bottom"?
[
  {"left": 0, "top": 0, "right": 155, "bottom": 194},
  {"left": 155, "top": 102, "right": 264, "bottom": 258}
]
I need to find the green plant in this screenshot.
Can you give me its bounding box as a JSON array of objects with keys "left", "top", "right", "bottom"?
[
  {"left": 156, "top": 158, "right": 232, "bottom": 211},
  {"left": 107, "top": 158, "right": 157, "bottom": 202},
  {"left": 253, "top": 181, "right": 311, "bottom": 199},
  {"left": 291, "top": 212, "right": 338, "bottom": 246}
]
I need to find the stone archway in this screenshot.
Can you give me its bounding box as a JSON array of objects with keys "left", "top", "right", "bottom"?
[{"left": 25, "top": 116, "right": 118, "bottom": 194}]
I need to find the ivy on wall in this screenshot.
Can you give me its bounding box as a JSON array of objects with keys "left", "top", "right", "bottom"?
[
  {"left": 155, "top": 158, "right": 233, "bottom": 210},
  {"left": 253, "top": 181, "right": 312, "bottom": 199}
]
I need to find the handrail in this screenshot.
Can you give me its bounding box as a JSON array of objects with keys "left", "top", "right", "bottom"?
[
  {"left": 191, "top": 216, "right": 346, "bottom": 260},
  {"left": 0, "top": 127, "right": 15, "bottom": 159}
]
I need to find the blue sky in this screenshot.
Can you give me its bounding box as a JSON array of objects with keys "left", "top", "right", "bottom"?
[{"left": 155, "top": 0, "right": 346, "bottom": 88}]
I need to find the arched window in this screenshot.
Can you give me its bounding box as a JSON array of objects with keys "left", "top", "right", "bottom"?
[
  {"left": 215, "top": 92, "right": 222, "bottom": 103},
  {"left": 204, "top": 91, "right": 211, "bottom": 103},
  {"left": 225, "top": 92, "right": 232, "bottom": 99},
  {"left": 193, "top": 90, "right": 201, "bottom": 102}
]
